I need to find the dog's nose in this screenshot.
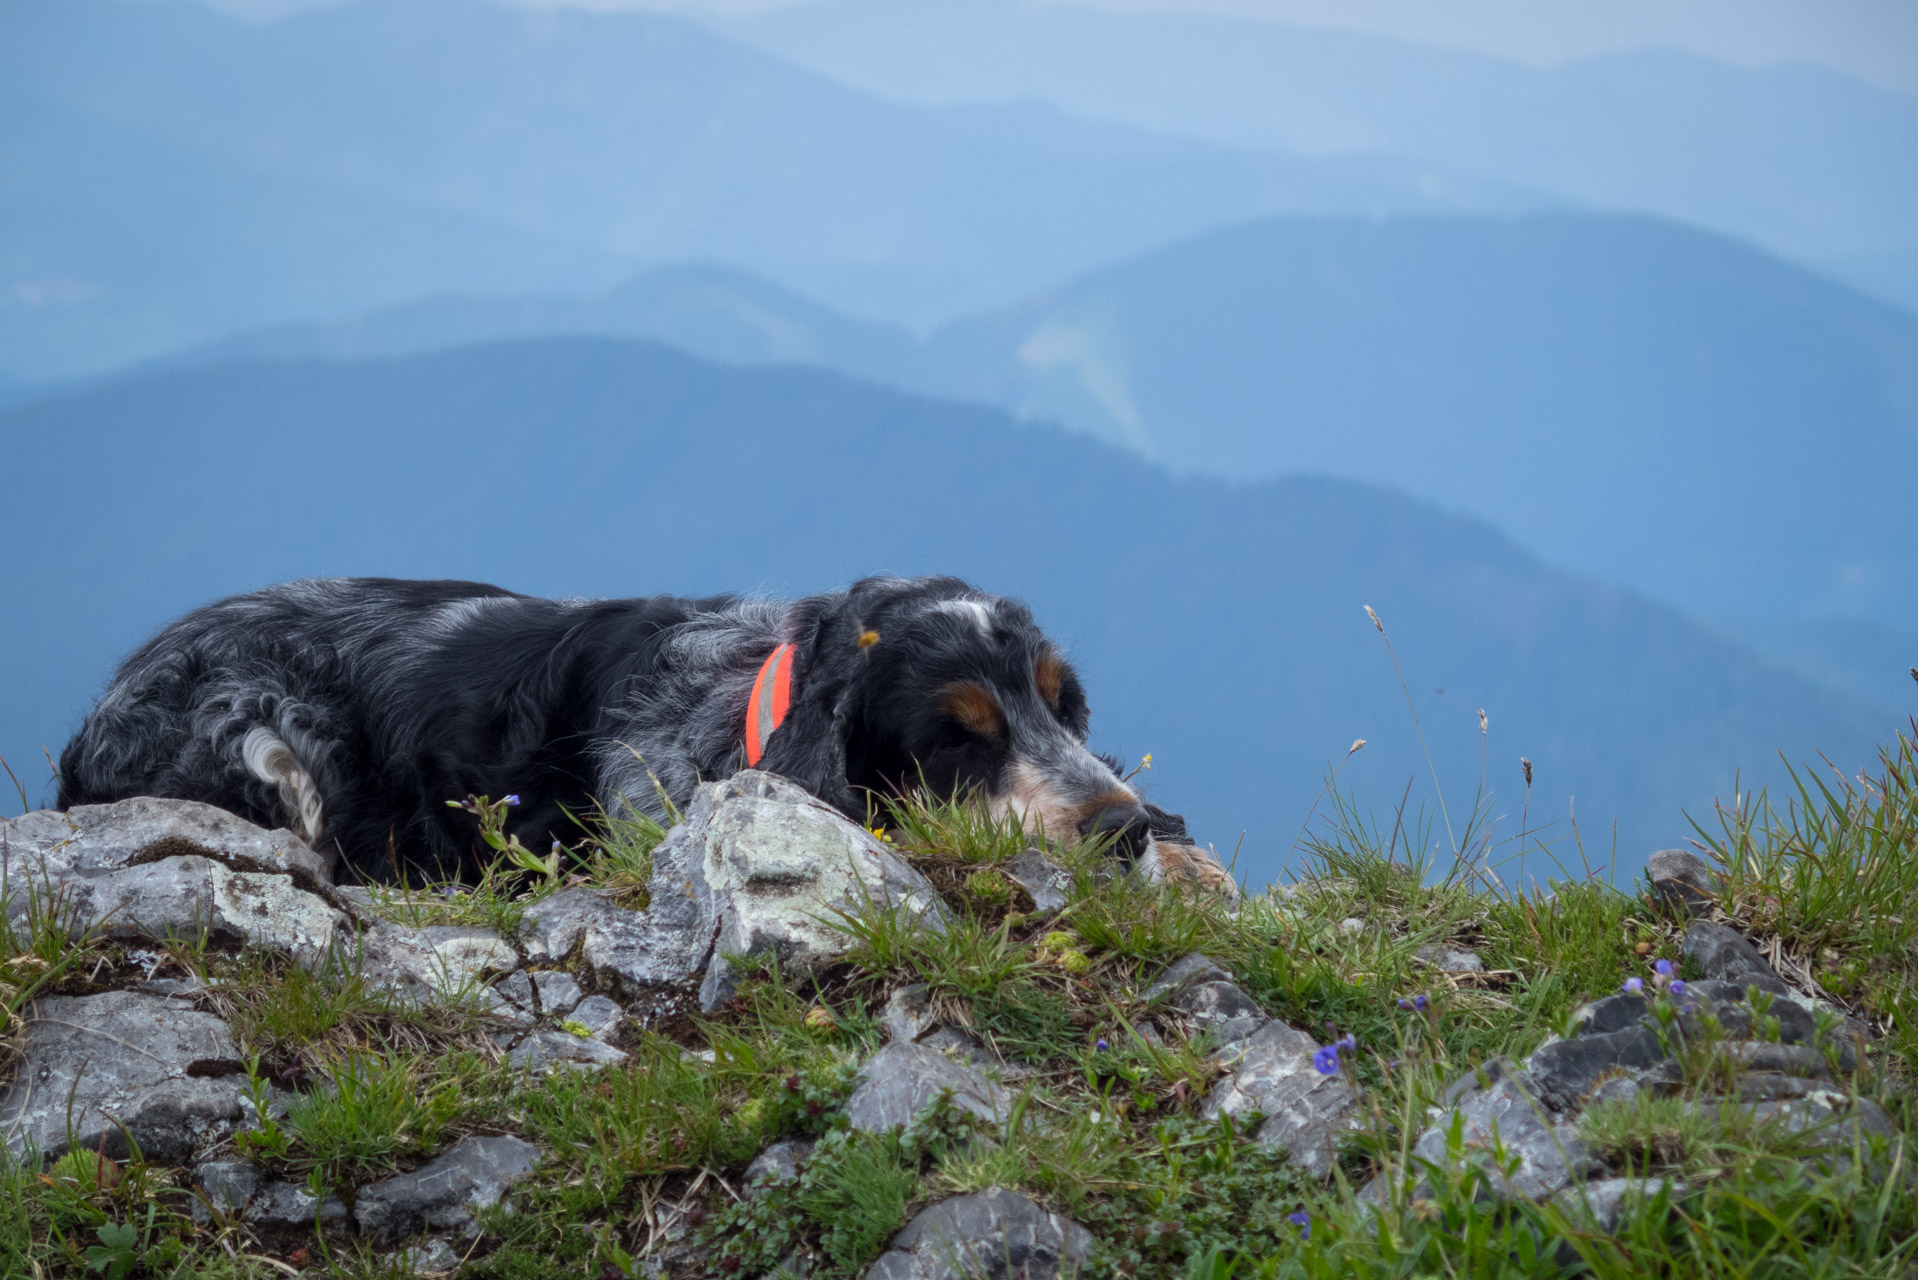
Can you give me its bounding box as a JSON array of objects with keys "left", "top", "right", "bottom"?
[{"left": 1082, "top": 802, "right": 1151, "bottom": 862}]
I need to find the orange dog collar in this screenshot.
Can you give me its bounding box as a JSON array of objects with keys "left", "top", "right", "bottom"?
[{"left": 744, "top": 642, "right": 795, "bottom": 766}]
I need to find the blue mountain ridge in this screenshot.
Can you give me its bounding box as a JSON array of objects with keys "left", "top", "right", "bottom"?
[
  {"left": 0, "top": 0, "right": 1538, "bottom": 378},
  {"left": 730, "top": 0, "right": 1918, "bottom": 311},
  {"left": 0, "top": 338, "right": 1899, "bottom": 889}
]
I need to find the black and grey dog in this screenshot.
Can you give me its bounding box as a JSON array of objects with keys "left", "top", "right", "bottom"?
[{"left": 59, "top": 575, "right": 1219, "bottom": 884}]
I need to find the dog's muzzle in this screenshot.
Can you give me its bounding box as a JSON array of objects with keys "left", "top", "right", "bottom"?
[{"left": 1082, "top": 801, "right": 1152, "bottom": 863}]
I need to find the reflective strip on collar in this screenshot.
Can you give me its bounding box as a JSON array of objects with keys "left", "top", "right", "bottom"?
[{"left": 745, "top": 642, "right": 795, "bottom": 767}]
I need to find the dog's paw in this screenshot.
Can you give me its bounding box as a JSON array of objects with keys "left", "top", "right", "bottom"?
[{"left": 1137, "top": 839, "right": 1239, "bottom": 898}]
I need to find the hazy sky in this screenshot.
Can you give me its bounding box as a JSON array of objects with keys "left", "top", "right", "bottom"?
[{"left": 192, "top": 0, "right": 1918, "bottom": 93}]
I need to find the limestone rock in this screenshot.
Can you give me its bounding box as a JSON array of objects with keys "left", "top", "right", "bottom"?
[
  {"left": 506, "top": 1030, "right": 630, "bottom": 1072},
  {"left": 0, "top": 797, "right": 332, "bottom": 883},
  {"left": 1550, "top": 1177, "right": 1685, "bottom": 1232},
  {"left": 519, "top": 887, "right": 704, "bottom": 997},
  {"left": 884, "top": 984, "right": 937, "bottom": 1044},
  {"left": 1003, "top": 849, "right": 1072, "bottom": 916},
  {"left": 191, "top": 1159, "right": 259, "bottom": 1223},
  {"left": 1683, "top": 921, "right": 1778, "bottom": 984},
  {"left": 845, "top": 1042, "right": 1011, "bottom": 1134},
  {"left": 493, "top": 969, "right": 584, "bottom": 1018},
  {"left": 1366, "top": 1060, "right": 1603, "bottom": 1204},
  {"left": 354, "top": 1135, "right": 542, "bottom": 1239},
  {"left": 1526, "top": 1025, "right": 1667, "bottom": 1114},
  {"left": 1647, "top": 849, "right": 1717, "bottom": 916},
  {"left": 745, "top": 1139, "right": 813, "bottom": 1195},
  {"left": 1201, "top": 1019, "right": 1358, "bottom": 1177},
  {"left": 566, "top": 994, "right": 625, "bottom": 1039},
  {"left": 0, "top": 990, "right": 249, "bottom": 1163},
  {"left": 654, "top": 771, "right": 950, "bottom": 1011},
  {"left": 1144, "top": 953, "right": 1233, "bottom": 1002},
  {"left": 1415, "top": 944, "right": 1485, "bottom": 973},
  {"left": 864, "top": 1187, "right": 1092, "bottom": 1280},
  {"left": 358, "top": 922, "right": 518, "bottom": 1003},
  {"left": 247, "top": 1181, "right": 351, "bottom": 1233},
  {"left": 1168, "top": 979, "right": 1267, "bottom": 1047}
]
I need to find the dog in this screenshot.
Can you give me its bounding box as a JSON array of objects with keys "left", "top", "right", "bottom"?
[{"left": 58, "top": 575, "right": 1232, "bottom": 890}]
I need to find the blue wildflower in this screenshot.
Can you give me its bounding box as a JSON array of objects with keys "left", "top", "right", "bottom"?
[
  {"left": 1668, "top": 979, "right": 1688, "bottom": 996},
  {"left": 1287, "top": 1210, "right": 1311, "bottom": 1240},
  {"left": 1654, "top": 958, "right": 1674, "bottom": 977},
  {"left": 503, "top": 794, "right": 521, "bottom": 806},
  {"left": 1094, "top": 1039, "right": 1109, "bottom": 1052},
  {"left": 1338, "top": 1033, "right": 1357, "bottom": 1054},
  {"left": 1413, "top": 994, "right": 1429, "bottom": 1012},
  {"left": 1623, "top": 977, "right": 1644, "bottom": 994},
  {"left": 1311, "top": 1046, "right": 1341, "bottom": 1076},
  {"left": 1397, "top": 998, "right": 1413, "bottom": 1011}
]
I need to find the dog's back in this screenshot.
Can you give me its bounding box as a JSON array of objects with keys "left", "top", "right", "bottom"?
[{"left": 58, "top": 578, "right": 720, "bottom": 877}]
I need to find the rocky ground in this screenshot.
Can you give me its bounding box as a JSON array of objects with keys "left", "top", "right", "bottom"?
[{"left": 1, "top": 739, "right": 1913, "bottom": 1279}]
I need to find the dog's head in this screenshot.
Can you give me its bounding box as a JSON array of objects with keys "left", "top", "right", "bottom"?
[{"left": 755, "top": 576, "right": 1157, "bottom": 859}]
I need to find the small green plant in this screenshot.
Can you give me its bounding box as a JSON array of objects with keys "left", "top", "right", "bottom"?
[{"left": 280, "top": 1050, "right": 464, "bottom": 1179}]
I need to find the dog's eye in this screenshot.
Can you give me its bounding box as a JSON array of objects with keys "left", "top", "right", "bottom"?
[
  {"left": 1034, "top": 652, "right": 1065, "bottom": 709},
  {"left": 940, "top": 682, "right": 1006, "bottom": 741}
]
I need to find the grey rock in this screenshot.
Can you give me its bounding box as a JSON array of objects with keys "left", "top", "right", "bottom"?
[
  {"left": 920, "top": 1026, "right": 998, "bottom": 1068},
  {"left": 1003, "top": 849, "right": 1072, "bottom": 915},
  {"left": 357, "top": 922, "right": 518, "bottom": 1004},
  {"left": 1415, "top": 945, "right": 1485, "bottom": 973},
  {"left": 1526, "top": 1025, "right": 1666, "bottom": 1113},
  {"left": 0, "top": 990, "right": 248, "bottom": 1163},
  {"left": 247, "top": 1180, "right": 350, "bottom": 1232},
  {"left": 506, "top": 1029, "right": 631, "bottom": 1071},
  {"left": 1723, "top": 1041, "right": 1832, "bottom": 1078},
  {"left": 1683, "top": 921, "right": 1778, "bottom": 983},
  {"left": 865, "top": 1187, "right": 1093, "bottom": 1280},
  {"left": 1202, "top": 1020, "right": 1358, "bottom": 1178},
  {"left": 884, "top": 985, "right": 937, "bottom": 1043},
  {"left": 1170, "top": 980, "right": 1267, "bottom": 1046},
  {"left": 0, "top": 797, "right": 332, "bottom": 883},
  {"left": 1588, "top": 1076, "right": 1640, "bottom": 1107},
  {"left": 845, "top": 1042, "right": 1011, "bottom": 1134},
  {"left": 354, "top": 1135, "right": 542, "bottom": 1239},
  {"left": 566, "top": 994, "right": 625, "bottom": 1039},
  {"left": 745, "top": 1139, "right": 814, "bottom": 1195},
  {"left": 1382, "top": 1061, "right": 1603, "bottom": 1202},
  {"left": 527, "top": 970, "right": 584, "bottom": 1016},
  {"left": 1647, "top": 850, "right": 1717, "bottom": 916},
  {"left": 664, "top": 772, "right": 951, "bottom": 1012},
  {"left": 519, "top": 887, "right": 707, "bottom": 999},
  {"left": 1743, "top": 1092, "right": 1900, "bottom": 1175},
  {"left": 1571, "top": 993, "right": 1651, "bottom": 1037},
  {"left": 1143, "top": 953, "right": 1232, "bottom": 1002},
  {"left": 397, "top": 1238, "right": 463, "bottom": 1274},
  {"left": 191, "top": 1159, "right": 259, "bottom": 1222},
  {"left": 1733, "top": 1073, "right": 1823, "bottom": 1102},
  {"left": 1551, "top": 1177, "right": 1685, "bottom": 1232},
  {"left": 1635, "top": 1058, "right": 1687, "bottom": 1097}
]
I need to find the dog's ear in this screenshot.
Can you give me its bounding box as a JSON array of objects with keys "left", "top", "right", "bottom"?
[{"left": 753, "top": 611, "right": 869, "bottom": 820}]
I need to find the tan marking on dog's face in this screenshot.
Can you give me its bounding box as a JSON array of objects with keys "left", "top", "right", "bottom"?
[
  {"left": 991, "top": 759, "right": 1139, "bottom": 842},
  {"left": 1034, "top": 651, "right": 1066, "bottom": 708},
  {"left": 940, "top": 681, "right": 1007, "bottom": 741}
]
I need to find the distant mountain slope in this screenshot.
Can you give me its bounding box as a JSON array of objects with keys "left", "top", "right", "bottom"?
[
  {"left": 0, "top": 339, "right": 1897, "bottom": 886},
  {"left": 149, "top": 264, "right": 915, "bottom": 385},
  {"left": 903, "top": 213, "right": 1918, "bottom": 632},
  {"left": 0, "top": 0, "right": 1538, "bottom": 377},
  {"left": 730, "top": 0, "right": 1918, "bottom": 310},
  {"left": 0, "top": 90, "right": 622, "bottom": 382}
]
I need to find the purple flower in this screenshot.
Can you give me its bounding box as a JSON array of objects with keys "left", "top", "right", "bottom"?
[
  {"left": 503, "top": 794, "right": 521, "bottom": 806},
  {"left": 1311, "top": 1046, "right": 1341, "bottom": 1076},
  {"left": 1654, "top": 959, "right": 1674, "bottom": 977},
  {"left": 1094, "top": 1039, "right": 1109, "bottom": 1052},
  {"left": 1337, "top": 1033, "right": 1357, "bottom": 1054},
  {"left": 1413, "top": 994, "right": 1429, "bottom": 1012},
  {"left": 1386, "top": 1059, "right": 1400, "bottom": 1070},
  {"left": 1623, "top": 978, "right": 1644, "bottom": 994},
  {"left": 1397, "top": 998, "right": 1413, "bottom": 1011},
  {"left": 1668, "top": 979, "right": 1688, "bottom": 996},
  {"left": 1287, "top": 1210, "right": 1311, "bottom": 1240}
]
